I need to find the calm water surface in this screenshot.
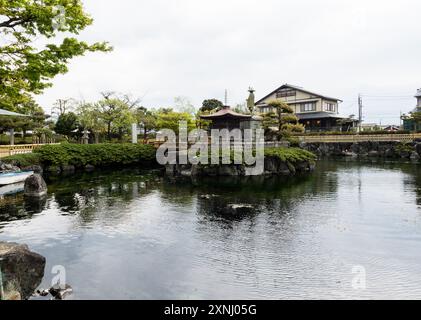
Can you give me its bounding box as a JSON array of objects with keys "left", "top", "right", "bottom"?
[{"left": 1, "top": 160, "right": 421, "bottom": 299}]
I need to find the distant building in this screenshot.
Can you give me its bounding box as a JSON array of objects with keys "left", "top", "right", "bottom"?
[
  {"left": 360, "top": 123, "right": 381, "bottom": 131},
  {"left": 360, "top": 123, "right": 400, "bottom": 132},
  {"left": 383, "top": 125, "right": 400, "bottom": 132},
  {"left": 402, "top": 88, "right": 421, "bottom": 131},
  {"left": 255, "top": 84, "right": 356, "bottom": 132}
]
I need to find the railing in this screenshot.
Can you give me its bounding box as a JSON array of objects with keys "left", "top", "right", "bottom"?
[
  {"left": 297, "top": 133, "right": 421, "bottom": 143},
  {"left": 0, "top": 144, "right": 59, "bottom": 159}
]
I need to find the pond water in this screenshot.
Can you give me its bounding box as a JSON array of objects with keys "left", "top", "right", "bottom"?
[{"left": 1, "top": 160, "right": 421, "bottom": 300}]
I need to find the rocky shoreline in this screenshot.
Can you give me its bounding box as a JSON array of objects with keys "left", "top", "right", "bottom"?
[
  {"left": 302, "top": 140, "right": 421, "bottom": 161},
  {"left": 165, "top": 157, "right": 315, "bottom": 179},
  {"left": 0, "top": 242, "right": 45, "bottom": 300}
]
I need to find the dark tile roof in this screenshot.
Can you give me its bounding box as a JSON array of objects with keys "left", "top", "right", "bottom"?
[
  {"left": 255, "top": 84, "right": 343, "bottom": 105},
  {"left": 297, "top": 112, "right": 347, "bottom": 120},
  {"left": 200, "top": 107, "right": 252, "bottom": 119},
  {"left": 0, "top": 108, "right": 28, "bottom": 117}
]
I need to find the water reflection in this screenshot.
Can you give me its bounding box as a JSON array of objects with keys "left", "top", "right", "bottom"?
[{"left": 0, "top": 161, "right": 421, "bottom": 299}]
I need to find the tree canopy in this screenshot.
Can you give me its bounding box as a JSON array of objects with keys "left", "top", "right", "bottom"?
[
  {"left": 96, "top": 92, "right": 138, "bottom": 140},
  {"left": 54, "top": 111, "right": 79, "bottom": 138},
  {"left": 200, "top": 99, "right": 224, "bottom": 113},
  {"left": 0, "top": 0, "right": 112, "bottom": 110},
  {"left": 263, "top": 100, "right": 304, "bottom": 136}
]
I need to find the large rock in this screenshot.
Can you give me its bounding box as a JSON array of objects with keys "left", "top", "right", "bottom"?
[
  {"left": 343, "top": 151, "right": 358, "bottom": 158},
  {"left": 264, "top": 157, "right": 279, "bottom": 173},
  {"left": 410, "top": 151, "right": 420, "bottom": 161},
  {"left": 416, "top": 143, "right": 421, "bottom": 156},
  {"left": 218, "top": 165, "right": 239, "bottom": 176},
  {"left": 24, "top": 174, "right": 47, "bottom": 198},
  {"left": 278, "top": 162, "right": 292, "bottom": 175},
  {"left": 385, "top": 148, "right": 396, "bottom": 158},
  {"left": 0, "top": 242, "right": 46, "bottom": 299}
]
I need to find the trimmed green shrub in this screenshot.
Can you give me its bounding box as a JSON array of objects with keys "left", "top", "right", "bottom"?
[
  {"left": 264, "top": 147, "right": 317, "bottom": 163},
  {"left": 2, "top": 153, "right": 42, "bottom": 168},
  {"left": 286, "top": 136, "right": 300, "bottom": 147},
  {"left": 33, "top": 143, "right": 157, "bottom": 168}
]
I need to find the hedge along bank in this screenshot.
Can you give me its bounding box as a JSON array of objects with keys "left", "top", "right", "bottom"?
[
  {"left": 2, "top": 144, "right": 157, "bottom": 172},
  {"left": 2, "top": 143, "right": 317, "bottom": 177}
]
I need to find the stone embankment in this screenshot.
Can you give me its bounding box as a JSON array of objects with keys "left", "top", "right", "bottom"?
[
  {"left": 301, "top": 140, "right": 421, "bottom": 161},
  {"left": 166, "top": 157, "right": 315, "bottom": 179}
]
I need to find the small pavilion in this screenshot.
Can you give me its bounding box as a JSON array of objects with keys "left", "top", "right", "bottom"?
[{"left": 200, "top": 106, "right": 262, "bottom": 131}]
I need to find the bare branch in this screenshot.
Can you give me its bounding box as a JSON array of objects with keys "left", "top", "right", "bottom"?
[{"left": 0, "top": 17, "right": 24, "bottom": 28}]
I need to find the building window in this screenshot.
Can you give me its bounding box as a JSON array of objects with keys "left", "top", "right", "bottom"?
[
  {"left": 276, "top": 89, "right": 296, "bottom": 98},
  {"left": 260, "top": 106, "right": 273, "bottom": 114},
  {"left": 300, "top": 102, "right": 316, "bottom": 112},
  {"left": 325, "top": 102, "right": 336, "bottom": 112}
]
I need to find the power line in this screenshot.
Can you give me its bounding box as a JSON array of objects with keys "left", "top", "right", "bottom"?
[{"left": 360, "top": 93, "right": 414, "bottom": 98}]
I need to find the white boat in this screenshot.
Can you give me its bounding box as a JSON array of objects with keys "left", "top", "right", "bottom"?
[
  {"left": 0, "top": 171, "right": 34, "bottom": 186},
  {"left": 0, "top": 182, "right": 25, "bottom": 196}
]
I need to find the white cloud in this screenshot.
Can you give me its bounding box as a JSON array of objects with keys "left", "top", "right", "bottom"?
[{"left": 35, "top": 0, "right": 421, "bottom": 124}]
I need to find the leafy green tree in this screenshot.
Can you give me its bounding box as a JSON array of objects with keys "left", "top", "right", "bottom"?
[
  {"left": 200, "top": 99, "right": 224, "bottom": 113},
  {"left": 263, "top": 100, "right": 304, "bottom": 138},
  {"left": 157, "top": 107, "right": 173, "bottom": 114},
  {"left": 97, "top": 92, "right": 139, "bottom": 141},
  {"left": 55, "top": 112, "right": 79, "bottom": 139},
  {"left": 0, "top": 0, "right": 112, "bottom": 110},
  {"left": 0, "top": 98, "right": 47, "bottom": 144},
  {"left": 34, "top": 127, "right": 54, "bottom": 144},
  {"left": 155, "top": 110, "right": 195, "bottom": 135},
  {"left": 135, "top": 108, "right": 158, "bottom": 141},
  {"left": 267, "top": 100, "right": 296, "bottom": 132},
  {"left": 76, "top": 102, "right": 106, "bottom": 143},
  {"left": 410, "top": 108, "right": 421, "bottom": 131}
]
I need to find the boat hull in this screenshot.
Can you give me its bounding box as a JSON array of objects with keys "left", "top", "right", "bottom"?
[{"left": 0, "top": 171, "right": 34, "bottom": 186}]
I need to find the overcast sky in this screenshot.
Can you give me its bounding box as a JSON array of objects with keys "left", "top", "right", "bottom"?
[{"left": 36, "top": 0, "right": 421, "bottom": 125}]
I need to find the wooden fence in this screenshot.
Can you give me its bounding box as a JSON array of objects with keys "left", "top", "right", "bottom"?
[
  {"left": 296, "top": 133, "right": 421, "bottom": 143},
  {"left": 0, "top": 144, "right": 59, "bottom": 159}
]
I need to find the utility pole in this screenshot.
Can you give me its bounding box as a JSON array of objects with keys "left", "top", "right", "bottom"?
[
  {"left": 400, "top": 111, "right": 403, "bottom": 128},
  {"left": 358, "top": 94, "right": 363, "bottom": 133},
  {"left": 224, "top": 89, "right": 228, "bottom": 106}
]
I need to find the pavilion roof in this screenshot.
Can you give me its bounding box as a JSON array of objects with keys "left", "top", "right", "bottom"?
[
  {"left": 0, "top": 108, "right": 29, "bottom": 117},
  {"left": 200, "top": 107, "right": 252, "bottom": 120}
]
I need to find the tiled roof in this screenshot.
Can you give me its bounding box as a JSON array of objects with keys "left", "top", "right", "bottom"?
[
  {"left": 255, "top": 84, "right": 343, "bottom": 105},
  {"left": 297, "top": 112, "right": 348, "bottom": 120},
  {"left": 0, "top": 109, "right": 28, "bottom": 117},
  {"left": 200, "top": 107, "right": 252, "bottom": 119}
]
